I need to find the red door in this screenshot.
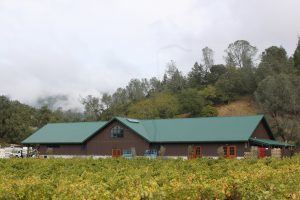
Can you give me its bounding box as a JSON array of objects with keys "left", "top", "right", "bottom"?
[
  {"left": 193, "top": 146, "right": 202, "bottom": 158},
  {"left": 259, "top": 147, "right": 266, "bottom": 158},
  {"left": 112, "top": 149, "right": 122, "bottom": 157}
]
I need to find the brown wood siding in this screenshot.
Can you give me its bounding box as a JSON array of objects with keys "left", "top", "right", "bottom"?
[
  {"left": 86, "top": 121, "right": 150, "bottom": 156},
  {"left": 151, "top": 143, "right": 247, "bottom": 157},
  {"left": 251, "top": 120, "right": 272, "bottom": 139},
  {"left": 37, "top": 144, "right": 86, "bottom": 155}
]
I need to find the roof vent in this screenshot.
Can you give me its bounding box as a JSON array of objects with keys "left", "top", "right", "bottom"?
[{"left": 127, "top": 118, "right": 140, "bottom": 123}]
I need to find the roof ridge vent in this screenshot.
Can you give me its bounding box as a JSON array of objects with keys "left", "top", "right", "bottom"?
[{"left": 127, "top": 118, "right": 140, "bottom": 123}]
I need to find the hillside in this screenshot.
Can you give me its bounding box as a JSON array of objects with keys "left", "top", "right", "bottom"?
[{"left": 216, "top": 97, "right": 260, "bottom": 117}]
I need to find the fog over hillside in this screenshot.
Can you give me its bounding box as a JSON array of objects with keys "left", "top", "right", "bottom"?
[{"left": 1, "top": 0, "right": 300, "bottom": 110}]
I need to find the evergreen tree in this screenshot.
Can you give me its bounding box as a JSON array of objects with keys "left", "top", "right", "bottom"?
[
  {"left": 293, "top": 37, "right": 300, "bottom": 69},
  {"left": 187, "top": 62, "right": 206, "bottom": 88},
  {"left": 205, "top": 64, "right": 226, "bottom": 85},
  {"left": 256, "top": 46, "right": 294, "bottom": 82},
  {"left": 164, "top": 60, "right": 186, "bottom": 93}
]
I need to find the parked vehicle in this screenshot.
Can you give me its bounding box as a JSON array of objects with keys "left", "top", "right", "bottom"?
[{"left": 0, "top": 146, "right": 35, "bottom": 158}]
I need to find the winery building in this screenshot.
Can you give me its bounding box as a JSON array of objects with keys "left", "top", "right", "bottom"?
[{"left": 22, "top": 115, "right": 294, "bottom": 158}]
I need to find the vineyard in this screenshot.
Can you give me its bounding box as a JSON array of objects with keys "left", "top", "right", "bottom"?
[{"left": 0, "top": 156, "right": 300, "bottom": 200}]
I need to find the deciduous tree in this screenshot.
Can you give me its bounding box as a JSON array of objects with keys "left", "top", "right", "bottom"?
[{"left": 225, "top": 40, "right": 257, "bottom": 68}]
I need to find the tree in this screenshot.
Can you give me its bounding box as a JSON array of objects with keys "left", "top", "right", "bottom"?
[
  {"left": 293, "top": 37, "right": 300, "bottom": 69},
  {"left": 201, "top": 105, "right": 218, "bottom": 117},
  {"left": 164, "top": 60, "right": 186, "bottom": 93},
  {"left": 0, "top": 96, "right": 35, "bottom": 143},
  {"left": 215, "top": 67, "right": 247, "bottom": 102},
  {"left": 256, "top": 46, "right": 294, "bottom": 82},
  {"left": 81, "top": 95, "right": 103, "bottom": 121},
  {"left": 202, "top": 47, "right": 214, "bottom": 71},
  {"left": 128, "top": 93, "right": 179, "bottom": 119},
  {"left": 255, "top": 74, "right": 300, "bottom": 143},
  {"left": 225, "top": 40, "right": 257, "bottom": 68},
  {"left": 0, "top": 96, "right": 10, "bottom": 138},
  {"left": 199, "top": 85, "right": 218, "bottom": 104},
  {"left": 149, "top": 77, "right": 163, "bottom": 94},
  {"left": 240, "top": 66, "right": 257, "bottom": 94},
  {"left": 101, "top": 93, "right": 112, "bottom": 110},
  {"left": 109, "top": 88, "right": 130, "bottom": 117},
  {"left": 205, "top": 64, "right": 226, "bottom": 85},
  {"left": 127, "top": 98, "right": 159, "bottom": 119},
  {"left": 187, "top": 62, "right": 206, "bottom": 88},
  {"left": 126, "top": 79, "right": 150, "bottom": 102},
  {"left": 177, "top": 88, "right": 205, "bottom": 116},
  {"left": 53, "top": 108, "right": 84, "bottom": 122},
  {"left": 37, "top": 106, "right": 55, "bottom": 126}
]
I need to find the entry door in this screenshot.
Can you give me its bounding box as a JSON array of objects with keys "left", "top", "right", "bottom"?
[
  {"left": 259, "top": 147, "right": 266, "bottom": 158},
  {"left": 193, "top": 146, "right": 202, "bottom": 158},
  {"left": 112, "top": 149, "right": 122, "bottom": 157}
]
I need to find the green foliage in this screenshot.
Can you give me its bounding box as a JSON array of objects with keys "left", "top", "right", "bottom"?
[
  {"left": 294, "top": 37, "right": 300, "bottom": 69},
  {"left": 215, "top": 65, "right": 257, "bottom": 103},
  {"left": 0, "top": 96, "right": 35, "bottom": 143},
  {"left": 255, "top": 74, "right": 300, "bottom": 143},
  {"left": 128, "top": 93, "right": 179, "bottom": 119},
  {"left": 205, "top": 64, "right": 226, "bottom": 85},
  {"left": 177, "top": 88, "right": 205, "bottom": 116},
  {"left": 163, "top": 60, "right": 187, "bottom": 93},
  {"left": 255, "top": 74, "right": 299, "bottom": 115},
  {"left": 187, "top": 62, "right": 206, "bottom": 88},
  {"left": 126, "top": 78, "right": 150, "bottom": 102},
  {"left": 199, "top": 85, "right": 218, "bottom": 104},
  {"left": 0, "top": 157, "right": 300, "bottom": 199},
  {"left": 215, "top": 67, "right": 244, "bottom": 102},
  {"left": 201, "top": 105, "right": 218, "bottom": 117},
  {"left": 81, "top": 95, "right": 103, "bottom": 121},
  {"left": 0, "top": 96, "right": 83, "bottom": 143},
  {"left": 256, "top": 46, "right": 294, "bottom": 82}
]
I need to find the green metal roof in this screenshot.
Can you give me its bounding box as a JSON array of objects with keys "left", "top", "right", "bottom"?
[
  {"left": 117, "top": 115, "right": 265, "bottom": 142},
  {"left": 22, "top": 121, "right": 107, "bottom": 144},
  {"left": 249, "top": 138, "right": 295, "bottom": 147},
  {"left": 22, "top": 115, "right": 270, "bottom": 144}
]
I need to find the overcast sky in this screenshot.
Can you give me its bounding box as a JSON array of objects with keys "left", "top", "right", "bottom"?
[{"left": 1, "top": 0, "right": 300, "bottom": 110}]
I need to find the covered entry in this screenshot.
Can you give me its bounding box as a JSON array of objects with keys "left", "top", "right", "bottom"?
[{"left": 249, "top": 138, "right": 295, "bottom": 157}]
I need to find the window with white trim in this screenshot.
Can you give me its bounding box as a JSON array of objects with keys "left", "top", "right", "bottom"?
[{"left": 111, "top": 126, "right": 124, "bottom": 138}]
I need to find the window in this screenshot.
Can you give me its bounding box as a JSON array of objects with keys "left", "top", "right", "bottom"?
[
  {"left": 111, "top": 126, "right": 124, "bottom": 138},
  {"left": 229, "top": 146, "right": 235, "bottom": 156},
  {"left": 223, "top": 146, "right": 228, "bottom": 156},
  {"left": 223, "top": 146, "right": 237, "bottom": 158}
]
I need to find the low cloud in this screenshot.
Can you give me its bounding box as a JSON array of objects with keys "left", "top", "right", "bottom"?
[{"left": 0, "top": 0, "right": 299, "bottom": 109}]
